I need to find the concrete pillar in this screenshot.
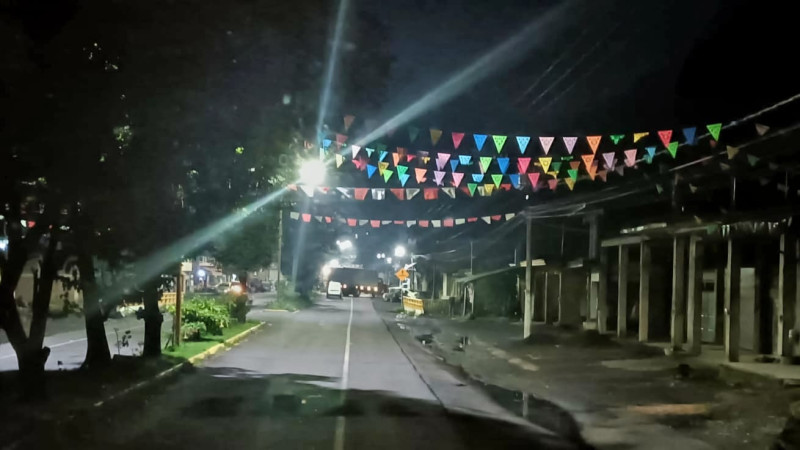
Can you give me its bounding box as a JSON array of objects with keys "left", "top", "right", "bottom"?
[
  {"left": 598, "top": 248, "right": 609, "bottom": 333},
  {"left": 671, "top": 237, "right": 688, "bottom": 351},
  {"left": 524, "top": 218, "right": 533, "bottom": 339},
  {"left": 687, "top": 236, "right": 704, "bottom": 354},
  {"left": 639, "top": 242, "right": 651, "bottom": 342},
  {"left": 543, "top": 272, "right": 551, "bottom": 324},
  {"left": 715, "top": 249, "right": 726, "bottom": 344},
  {"left": 778, "top": 233, "right": 796, "bottom": 362},
  {"left": 442, "top": 273, "right": 450, "bottom": 299},
  {"left": 617, "top": 245, "right": 629, "bottom": 337},
  {"left": 725, "top": 239, "right": 741, "bottom": 362},
  {"left": 753, "top": 246, "right": 764, "bottom": 354}
]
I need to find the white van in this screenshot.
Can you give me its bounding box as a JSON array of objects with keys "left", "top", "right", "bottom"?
[{"left": 326, "top": 281, "right": 342, "bottom": 299}]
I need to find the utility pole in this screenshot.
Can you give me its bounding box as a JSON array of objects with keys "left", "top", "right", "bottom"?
[
  {"left": 276, "top": 208, "right": 283, "bottom": 287},
  {"left": 470, "top": 240, "right": 474, "bottom": 274},
  {"left": 174, "top": 267, "right": 184, "bottom": 346}
]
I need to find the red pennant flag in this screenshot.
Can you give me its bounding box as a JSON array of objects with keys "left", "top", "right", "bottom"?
[
  {"left": 452, "top": 132, "right": 465, "bottom": 149},
  {"left": 354, "top": 188, "right": 369, "bottom": 200},
  {"left": 500, "top": 183, "right": 512, "bottom": 191},
  {"left": 467, "top": 217, "right": 478, "bottom": 223},
  {"left": 394, "top": 220, "right": 405, "bottom": 225},
  {"left": 491, "top": 215, "right": 502, "bottom": 221},
  {"left": 657, "top": 130, "right": 672, "bottom": 149},
  {"left": 336, "top": 133, "right": 348, "bottom": 144},
  {"left": 392, "top": 153, "right": 401, "bottom": 167},
  {"left": 586, "top": 135, "right": 602, "bottom": 153},
  {"left": 390, "top": 188, "right": 405, "bottom": 200},
  {"left": 415, "top": 168, "right": 427, "bottom": 183},
  {"left": 423, "top": 188, "right": 439, "bottom": 200},
  {"left": 527, "top": 173, "right": 540, "bottom": 189},
  {"left": 347, "top": 218, "right": 357, "bottom": 226},
  {"left": 569, "top": 161, "right": 581, "bottom": 171},
  {"left": 517, "top": 157, "right": 531, "bottom": 174},
  {"left": 343, "top": 115, "right": 355, "bottom": 131},
  {"left": 302, "top": 213, "right": 311, "bottom": 222},
  {"left": 548, "top": 179, "right": 558, "bottom": 191},
  {"left": 443, "top": 218, "right": 454, "bottom": 227},
  {"left": 352, "top": 158, "right": 366, "bottom": 171},
  {"left": 370, "top": 220, "right": 381, "bottom": 228},
  {"left": 397, "top": 147, "right": 407, "bottom": 157},
  {"left": 325, "top": 216, "right": 332, "bottom": 223},
  {"left": 419, "top": 220, "right": 430, "bottom": 228},
  {"left": 406, "top": 154, "right": 416, "bottom": 163},
  {"left": 460, "top": 186, "right": 471, "bottom": 196}
]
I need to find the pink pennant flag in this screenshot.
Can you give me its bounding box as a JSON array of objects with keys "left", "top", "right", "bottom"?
[
  {"left": 624, "top": 149, "right": 637, "bottom": 167},
  {"left": 539, "top": 136, "right": 555, "bottom": 155},
  {"left": 343, "top": 115, "right": 355, "bottom": 131},
  {"left": 406, "top": 154, "right": 416, "bottom": 163},
  {"left": 657, "top": 130, "right": 672, "bottom": 149},
  {"left": 436, "top": 153, "right": 450, "bottom": 170},
  {"left": 563, "top": 137, "right": 577, "bottom": 154},
  {"left": 434, "top": 170, "right": 446, "bottom": 186},
  {"left": 527, "top": 173, "right": 540, "bottom": 190},
  {"left": 517, "top": 157, "right": 531, "bottom": 174},
  {"left": 548, "top": 179, "right": 558, "bottom": 191},
  {"left": 452, "top": 172, "right": 464, "bottom": 187},
  {"left": 602, "top": 152, "right": 615, "bottom": 169},
  {"left": 452, "top": 132, "right": 465, "bottom": 149}
]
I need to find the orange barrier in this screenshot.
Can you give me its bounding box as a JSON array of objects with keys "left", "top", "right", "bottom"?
[{"left": 402, "top": 297, "right": 424, "bottom": 316}]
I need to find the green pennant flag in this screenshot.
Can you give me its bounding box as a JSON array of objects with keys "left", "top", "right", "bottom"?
[
  {"left": 492, "top": 135, "right": 507, "bottom": 153},
  {"left": 656, "top": 184, "right": 664, "bottom": 194},
  {"left": 467, "top": 183, "right": 477, "bottom": 196},
  {"left": 491, "top": 174, "right": 503, "bottom": 188},
  {"left": 667, "top": 142, "right": 679, "bottom": 158},
  {"left": 609, "top": 134, "right": 625, "bottom": 145},
  {"left": 397, "top": 165, "right": 408, "bottom": 177},
  {"left": 550, "top": 161, "right": 562, "bottom": 174},
  {"left": 567, "top": 169, "right": 578, "bottom": 180},
  {"left": 383, "top": 169, "right": 394, "bottom": 183},
  {"left": 747, "top": 154, "right": 760, "bottom": 166},
  {"left": 408, "top": 127, "right": 420, "bottom": 142},
  {"left": 706, "top": 123, "right": 722, "bottom": 141},
  {"left": 479, "top": 156, "right": 493, "bottom": 173}
]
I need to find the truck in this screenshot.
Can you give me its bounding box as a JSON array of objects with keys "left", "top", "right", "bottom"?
[{"left": 329, "top": 267, "right": 381, "bottom": 297}]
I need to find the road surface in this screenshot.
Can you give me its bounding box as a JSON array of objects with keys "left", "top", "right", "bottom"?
[{"left": 26, "top": 295, "right": 581, "bottom": 449}]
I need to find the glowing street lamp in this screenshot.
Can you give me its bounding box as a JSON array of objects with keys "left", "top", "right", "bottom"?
[
  {"left": 299, "top": 159, "right": 327, "bottom": 186},
  {"left": 394, "top": 245, "right": 407, "bottom": 258}
]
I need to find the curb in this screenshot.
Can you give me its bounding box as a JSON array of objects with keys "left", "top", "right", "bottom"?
[{"left": 94, "top": 321, "right": 265, "bottom": 407}]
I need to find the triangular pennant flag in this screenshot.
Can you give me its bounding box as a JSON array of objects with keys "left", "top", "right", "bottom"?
[
  {"left": 655, "top": 184, "right": 664, "bottom": 194},
  {"left": 491, "top": 174, "right": 503, "bottom": 188},
  {"left": 423, "top": 188, "right": 438, "bottom": 200},
  {"left": 497, "top": 157, "right": 510, "bottom": 174},
  {"left": 383, "top": 169, "right": 394, "bottom": 183},
  {"left": 527, "top": 173, "right": 540, "bottom": 189},
  {"left": 609, "top": 134, "right": 625, "bottom": 145},
  {"left": 474, "top": 134, "right": 488, "bottom": 151},
  {"left": 586, "top": 135, "right": 602, "bottom": 153},
  {"left": 301, "top": 213, "right": 311, "bottom": 222},
  {"left": 390, "top": 188, "right": 405, "bottom": 200},
  {"left": 569, "top": 161, "right": 581, "bottom": 171},
  {"left": 581, "top": 154, "right": 595, "bottom": 169},
  {"left": 365, "top": 147, "right": 375, "bottom": 157},
  {"left": 657, "top": 130, "right": 673, "bottom": 148},
  {"left": 452, "top": 132, "right": 465, "bottom": 149},
  {"left": 719, "top": 162, "right": 731, "bottom": 171},
  {"left": 755, "top": 123, "right": 769, "bottom": 136},
  {"left": 666, "top": 142, "right": 678, "bottom": 158},
  {"left": 325, "top": 216, "right": 333, "bottom": 223},
  {"left": 747, "top": 154, "right": 760, "bottom": 166},
  {"left": 408, "top": 126, "right": 420, "bottom": 142},
  {"left": 633, "top": 132, "right": 649, "bottom": 143},
  {"left": 492, "top": 135, "right": 507, "bottom": 153},
  {"left": 450, "top": 159, "right": 459, "bottom": 172},
  {"left": 300, "top": 185, "right": 315, "bottom": 197},
  {"left": 397, "top": 146, "right": 407, "bottom": 157},
  {"left": 351, "top": 145, "right": 361, "bottom": 159},
  {"left": 624, "top": 149, "right": 637, "bottom": 167},
  {"left": 377, "top": 142, "right": 387, "bottom": 152},
  {"left": 397, "top": 165, "right": 408, "bottom": 177},
  {"left": 615, "top": 165, "right": 624, "bottom": 176},
  {"left": 442, "top": 187, "right": 456, "bottom": 198},
  {"left": 382, "top": 220, "right": 392, "bottom": 225},
  {"left": 336, "top": 187, "right": 353, "bottom": 198},
  {"left": 436, "top": 152, "right": 450, "bottom": 170},
  {"left": 706, "top": 123, "right": 722, "bottom": 141},
  {"left": 509, "top": 174, "right": 520, "bottom": 188},
  {"left": 567, "top": 169, "right": 578, "bottom": 180},
  {"left": 452, "top": 172, "right": 464, "bottom": 187},
  {"left": 586, "top": 162, "right": 598, "bottom": 180},
  {"left": 434, "top": 170, "right": 446, "bottom": 186},
  {"left": 467, "top": 183, "right": 478, "bottom": 196},
  {"left": 467, "top": 217, "right": 478, "bottom": 223},
  {"left": 322, "top": 138, "right": 332, "bottom": 149},
  {"left": 355, "top": 188, "right": 369, "bottom": 200},
  {"left": 709, "top": 139, "right": 718, "bottom": 149},
  {"left": 505, "top": 213, "right": 516, "bottom": 220},
  {"left": 602, "top": 152, "right": 615, "bottom": 169},
  {"left": 378, "top": 161, "right": 389, "bottom": 174},
  {"left": 479, "top": 157, "right": 492, "bottom": 173},
  {"left": 499, "top": 183, "right": 512, "bottom": 191},
  {"left": 689, "top": 184, "right": 698, "bottom": 193},
  {"left": 472, "top": 173, "right": 485, "bottom": 183},
  {"left": 372, "top": 188, "right": 386, "bottom": 200},
  {"left": 406, "top": 188, "right": 420, "bottom": 199},
  {"left": 517, "top": 157, "right": 531, "bottom": 174},
  {"left": 419, "top": 220, "right": 429, "bottom": 228},
  {"left": 392, "top": 152, "right": 401, "bottom": 167},
  {"left": 370, "top": 220, "right": 381, "bottom": 228},
  {"left": 459, "top": 155, "right": 472, "bottom": 165},
  {"left": 430, "top": 128, "right": 443, "bottom": 146},
  {"left": 563, "top": 137, "right": 577, "bottom": 154},
  {"left": 491, "top": 215, "right": 502, "bottom": 222},
  {"left": 481, "top": 216, "right": 491, "bottom": 224},
  {"left": 516, "top": 136, "right": 531, "bottom": 154},
  {"left": 538, "top": 157, "right": 552, "bottom": 173},
  {"left": 550, "top": 162, "right": 562, "bottom": 174},
  {"left": 379, "top": 151, "right": 388, "bottom": 162},
  {"left": 335, "top": 154, "right": 345, "bottom": 168},
  {"left": 548, "top": 179, "right": 558, "bottom": 191},
  {"left": 564, "top": 178, "right": 576, "bottom": 190},
  {"left": 289, "top": 212, "right": 300, "bottom": 220},
  {"left": 343, "top": 115, "right": 355, "bottom": 131},
  {"left": 455, "top": 218, "right": 466, "bottom": 225},
  {"left": 443, "top": 218, "right": 454, "bottom": 227},
  {"left": 682, "top": 127, "right": 696, "bottom": 145},
  {"left": 336, "top": 134, "right": 348, "bottom": 144},
  {"left": 415, "top": 168, "right": 427, "bottom": 183},
  {"left": 644, "top": 146, "right": 656, "bottom": 163},
  {"left": 399, "top": 173, "right": 410, "bottom": 187},
  {"left": 597, "top": 170, "right": 608, "bottom": 182},
  {"left": 406, "top": 220, "right": 416, "bottom": 227},
  {"left": 539, "top": 136, "right": 554, "bottom": 155},
  {"left": 484, "top": 184, "right": 495, "bottom": 195}
]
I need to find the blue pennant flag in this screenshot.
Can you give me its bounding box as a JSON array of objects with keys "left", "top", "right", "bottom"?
[
  {"left": 472, "top": 173, "right": 484, "bottom": 183},
  {"left": 516, "top": 136, "right": 530, "bottom": 154},
  {"left": 459, "top": 155, "right": 472, "bottom": 165},
  {"left": 682, "top": 127, "right": 697, "bottom": 145},
  {"left": 379, "top": 151, "right": 388, "bottom": 162},
  {"left": 474, "top": 134, "right": 488, "bottom": 151},
  {"left": 450, "top": 159, "right": 459, "bottom": 172},
  {"left": 497, "top": 157, "right": 510, "bottom": 174},
  {"left": 509, "top": 174, "right": 520, "bottom": 188},
  {"left": 365, "top": 147, "right": 375, "bottom": 157},
  {"left": 644, "top": 146, "right": 656, "bottom": 163},
  {"left": 367, "top": 164, "right": 377, "bottom": 178},
  {"left": 322, "top": 139, "right": 332, "bottom": 149},
  {"left": 399, "top": 173, "right": 410, "bottom": 186}
]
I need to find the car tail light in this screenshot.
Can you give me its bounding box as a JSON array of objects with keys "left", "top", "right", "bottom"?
[{"left": 343, "top": 284, "right": 347, "bottom": 288}]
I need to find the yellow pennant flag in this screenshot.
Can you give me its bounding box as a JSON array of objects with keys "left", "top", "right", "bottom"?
[
  {"left": 378, "top": 161, "right": 389, "bottom": 174},
  {"left": 484, "top": 183, "right": 495, "bottom": 195},
  {"left": 335, "top": 154, "right": 344, "bottom": 168},
  {"left": 633, "top": 132, "right": 649, "bottom": 143},
  {"left": 430, "top": 128, "right": 443, "bottom": 146},
  {"left": 564, "top": 178, "right": 576, "bottom": 191},
  {"left": 539, "top": 156, "right": 552, "bottom": 173}
]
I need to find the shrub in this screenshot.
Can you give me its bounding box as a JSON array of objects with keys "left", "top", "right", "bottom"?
[
  {"left": 225, "top": 294, "right": 250, "bottom": 323},
  {"left": 168, "top": 298, "right": 230, "bottom": 336},
  {"left": 181, "top": 321, "right": 207, "bottom": 341}
]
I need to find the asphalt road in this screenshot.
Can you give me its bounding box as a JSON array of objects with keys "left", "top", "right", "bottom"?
[{"left": 28, "top": 295, "right": 582, "bottom": 449}]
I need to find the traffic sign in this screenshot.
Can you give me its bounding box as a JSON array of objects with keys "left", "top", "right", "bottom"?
[{"left": 395, "top": 268, "right": 409, "bottom": 281}]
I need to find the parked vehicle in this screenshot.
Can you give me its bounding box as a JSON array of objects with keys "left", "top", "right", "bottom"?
[
  {"left": 248, "top": 279, "right": 266, "bottom": 293},
  {"left": 330, "top": 268, "right": 380, "bottom": 298},
  {"left": 326, "top": 280, "right": 342, "bottom": 299},
  {"left": 383, "top": 286, "right": 403, "bottom": 303}
]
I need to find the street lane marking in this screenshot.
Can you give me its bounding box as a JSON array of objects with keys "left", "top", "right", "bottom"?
[{"left": 334, "top": 297, "right": 354, "bottom": 450}]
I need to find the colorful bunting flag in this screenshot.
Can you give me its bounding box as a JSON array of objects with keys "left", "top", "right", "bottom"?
[
  {"left": 569, "top": 161, "right": 581, "bottom": 171},
  {"left": 344, "top": 115, "right": 355, "bottom": 131},
  {"left": 407, "top": 188, "right": 420, "bottom": 200},
  {"left": 397, "top": 165, "right": 408, "bottom": 177},
  {"left": 517, "top": 136, "right": 531, "bottom": 154},
  {"left": 472, "top": 173, "right": 485, "bottom": 183},
  {"left": 367, "top": 164, "right": 377, "bottom": 178},
  {"left": 430, "top": 128, "right": 443, "bottom": 146},
  {"left": 419, "top": 220, "right": 429, "bottom": 228},
  {"left": 484, "top": 184, "right": 495, "bottom": 195},
  {"left": 657, "top": 130, "right": 672, "bottom": 148},
  {"left": 667, "top": 142, "right": 678, "bottom": 158},
  {"left": 322, "top": 138, "right": 332, "bottom": 149},
  {"left": 497, "top": 157, "right": 510, "bottom": 174},
  {"left": 378, "top": 161, "right": 389, "bottom": 174},
  {"left": 527, "top": 173, "right": 540, "bottom": 189},
  {"left": 301, "top": 213, "right": 311, "bottom": 222},
  {"left": 300, "top": 185, "right": 315, "bottom": 198},
  {"left": 586, "top": 162, "right": 598, "bottom": 180},
  {"left": 452, "top": 172, "right": 464, "bottom": 187},
  {"left": 399, "top": 173, "right": 410, "bottom": 187},
  {"left": 379, "top": 151, "right": 388, "bottom": 162},
  {"left": 390, "top": 188, "right": 404, "bottom": 200},
  {"left": 707, "top": 123, "right": 722, "bottom": 141},
  {"left": 452, "top": 132, "right": 465, "bottom": 149},
  {"left": 548, "top": 179, "right": 558, "bottom": 191},
  {"left": 459, "top": 155, "right": 472, "bottom": 165},
  {"left": 467, "top": 183, "right": 477, "bottom": 196},
  {"left": 586, "top": 135, "right": 602, "bottom": 153},
  {"left": 509, "top": 174, "right": 520, "bottom": 188},
  {"left": 383, "top": 170, "right": 393, "bottom": 182},
  {"left": 335, "top": 154, "right": 344, "bottom": 168},
  {"left": 624, "top": 149, "right": 637, "bottom": 167},
  {"left": 614, "top": 165, "right": 624, "bottom": 176},
  {"left": 423, "top": 188, "right": 438, "bottom": 200},
  {"left": 474, "top": 134, "right": 488, "bottom": 151},
  {"left": 355, "top": 188, "right": 369, "bottom": 200},
  {"left": 563, "top": 136, "right": 577, "bottom": 154},
  {"left": 493, "top": 135, "right": 507, "bottom": 153},
  {"left": 434, "top": 170, "right": 446, "bottom": 185},
  {"left": 633, "top": 132, "right": 649, "bottom": 143},
  {"left": 392, "top": 152, "right": 401, "bottom": 167},
  {"left": 644, "top": 146, "right": 656, "bottom": 163},
  {"left": 491, "top": 174, "right": 503, "bottom": 188},
  {"left": 415, "top": 168, "right": 427, "bottom": 183},
  {"left": 370, "top": 220, "right": 380, "bottom": 228},
  {"left": 550, "top": 162, "right": 562, "bottom": 174},
  {"left": 479, "top": 156, "right": 492, "bottom": 173},
  {"left": 351, "top": 145, "right": 360, "bottom": 159},
  {"left": 408, "top": 126, "right": 420, "bottom": 142},
  {"left": 609, "top": 134, "right": 625, "bottom": 145},
  {"left": 407, "top": 220, "right": 416, "bottom": 227},
  {"left": 682, "top": 127, "right": 696, "bottom": 145},
  {"left": 450, "top": 159, "right": 459, "bottom": 172},
  {"left": 481, "top": 216, "right": 491, "bottom": 224},
  {"left": 539, "top": 136, "right": 554, "bottom": 155},
  {"left": 539, "top": 156, "right": 552, "bottom": 173},
  {"left": 365, "top": 147, "right": 375, "bottom": 157},
  {"left": 517, "top": 157, "right": 531, "bottom": 174},
  {"left": 581, "top": 154, "right": 595, "bottom": 169},
  {"left": 602, "top": 152, "right": 615, "bottom": 169},
  {"left": 377, "top": 143, "right": 387, "bottom": 152},
  {"left": 564, "top": 178, "right": 576, "bottom": 191},
  {"left": 336, "top": 134, "right": 347, "bottom": 144},
  {"left": 372, "top": 188, "right": 385, "bottom": 200},
  {"left": 755, "top": 123, "right": 769, "bottom": 136},
  {"left": 443, "top": 218, "right": 454, "bottom": 227},
  {"left": 336, "top": 187, "right": 353, "bottom": 198},
  {"left": 567, "top": 169, "right": 578, "bottom": 180},
  {"left": 442, "top": 187, "right": 456, "bottom": 198},
  {"left": 747, "top": 154, "right": 760, "bottom": 166},
  {"left": 597, "top": 170, "right": 608, "bottom": 182}
]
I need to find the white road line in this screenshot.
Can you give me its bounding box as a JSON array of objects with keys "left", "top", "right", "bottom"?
[{"left": 334, "top": 297, "right": 354, "bottom": 450}]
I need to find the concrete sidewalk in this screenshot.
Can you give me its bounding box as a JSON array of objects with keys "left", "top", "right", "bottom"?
[{"left": 376, "top": 307, "right": 795, "bottom": 450}]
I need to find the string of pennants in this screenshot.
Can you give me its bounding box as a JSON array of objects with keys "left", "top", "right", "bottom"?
[
  {"left": 321, "top": 119, "right": 730, "bottom": 192},
  {"left": 288, "top": 210, "right": 518, "bottom": 228},
  {"left": 289, "top": 183, "right": 520, "bottom": 199}
]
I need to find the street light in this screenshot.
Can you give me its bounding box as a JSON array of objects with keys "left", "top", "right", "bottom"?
[
  {"left": 377, "top": 252, "right": 385, "bottom": 259},
  {"left": 337, "top": 240, "right": 353, "bottom": 251},
  {"left": 299, "top": 159, "right": 327, "bottom": 186},
  {"left": 394, "top": 245, "right": 407, "bottom": 258}
]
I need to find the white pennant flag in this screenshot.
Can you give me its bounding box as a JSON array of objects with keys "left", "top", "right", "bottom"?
[
  {"left": 455, "top": 218, "right": 466, "bottom": 225},
  {"left": 300, "top": 185, "right": 315, "bottom": 197},
  {"left": 481, "top": 216, "right": 491, "bottom": 224},
  {"left": 336, "top": 187, "right": 352, "bottom": 198},
  {"left": 432, "top": 220, "right": 442, "bottom": 228},
  {"left": 359, "top": 219, "right": 368, "bottom": 226},
  {"left": 406, "top": 220, "right": 416, "bottom": 227},
  {"left": 441, "top": 187, "right": 456, "bottom": 198},
  {"left": 337, "top": 217, "right": 346, "bottom": 223},
  {"left": 381, "top": 220, "right": 391, "bottom": 225},
  {"left": 371, "top": 188, "right": 385, "bottom": 200},
  {"left": 315, "top": 215, "right": 323, "bottom": 222},
  {"left": 289, "top": 212, "right": 300, "bottom": 220},
  {"left": 477, "top": 186, "right": 487, "bottom": 197},
  {"left": 505, "top": 213, "right": 516, "bottom": 220},
  {"left": 351, "top": 145, "right": 361, "bottom": 158},
  {"left": 406, "top": 188, "right": 420, "bottom": 200}
]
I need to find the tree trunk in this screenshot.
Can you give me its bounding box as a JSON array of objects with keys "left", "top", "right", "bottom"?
[
  {"left": 142, "top": 283, "right": 163, "bottom": 357},
  {"left": 78, "top": 251, "right": 111, "bottom": 369}
]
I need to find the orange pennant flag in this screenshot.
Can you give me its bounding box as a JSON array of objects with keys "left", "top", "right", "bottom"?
[{"left": 586, "top": 135, "right": 602, "bottom": 153}]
